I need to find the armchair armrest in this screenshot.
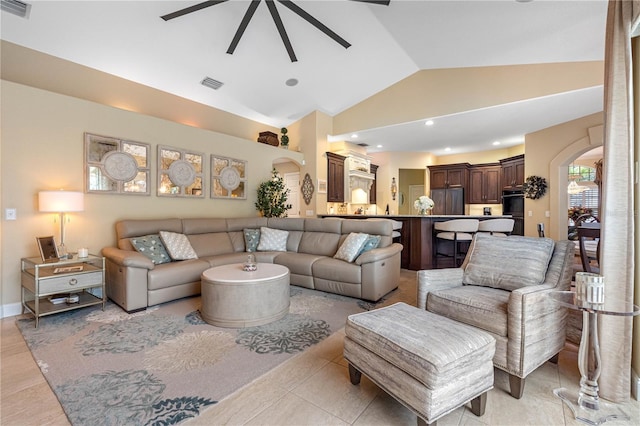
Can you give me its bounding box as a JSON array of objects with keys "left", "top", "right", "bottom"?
[
  {"left": 416, "top": 268, "right": 464, "bottom": 310},
  {"left": 355, "top": 243, "right": 403, "bottom": 265},
  {"left": 507, "top": 281, "right": 568, "bottom": 377},
  {"left": 102, "top": 247, "right": 154, "bottom": 270}
]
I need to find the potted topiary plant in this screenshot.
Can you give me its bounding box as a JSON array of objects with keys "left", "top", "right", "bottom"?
[
  {"left": 280, "top": 127, "right": 289, "bottom": 149},
  {"left": 255, "top": 168, "right": 292, "bottom": 217}
]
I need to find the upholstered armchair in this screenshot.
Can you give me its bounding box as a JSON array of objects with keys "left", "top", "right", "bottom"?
[{"left": 417, "top": 233, "right": 575, "bottom": 399}]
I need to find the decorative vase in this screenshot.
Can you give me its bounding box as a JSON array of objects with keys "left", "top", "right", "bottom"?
[{"left": 419, "top": 209, "right": 431, "bottom": 215}]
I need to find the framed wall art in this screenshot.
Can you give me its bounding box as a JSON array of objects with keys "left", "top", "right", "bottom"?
[
  {"left": 211, "top": 155, "right": 247, "bottom": 199},
  {"left": 157, "top": 145, "right": 205, "bottom": 198},
  {"left": 317, "top": 179, "right": 327, "bottom": 194},
  {"left": 84, "top": 133, "right": 150, "bottom": 195}
]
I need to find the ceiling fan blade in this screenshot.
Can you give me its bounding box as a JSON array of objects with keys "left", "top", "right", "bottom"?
[
  {"left": 266, "top": 0, "right": 297, "bottom": 62},
  {"left": 277, "top": 0, "right": 351, "bottom": 49},
  {"left": 227, "top": 0, "right": 261, "bottom": 55},
  {"left": 161, "top": 0, "right": 229, "bottom": 21},
  {"left": 349, "top": 0, "right": 391, "bottom": 5}
]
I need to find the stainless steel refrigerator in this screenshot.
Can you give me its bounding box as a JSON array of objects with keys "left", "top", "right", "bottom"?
[{"left": 430, "top": 188, "right": 464, "bottom": 215}]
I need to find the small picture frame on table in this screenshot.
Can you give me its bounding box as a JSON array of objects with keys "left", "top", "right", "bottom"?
[{"left": 36, "top": 236, "right": 59, "bottom": 262}]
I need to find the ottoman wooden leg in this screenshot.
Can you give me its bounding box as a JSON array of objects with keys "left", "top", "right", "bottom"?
[
  {"left": 470, "top": 392, "right": 487, "bottom": 416},
  {"left": 348, "top": 363, "right": 362, "bottom": 385}
]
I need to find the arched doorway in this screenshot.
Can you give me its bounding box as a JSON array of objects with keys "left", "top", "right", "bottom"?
[
  {"left": 548, "top": 125, "right": 603, "bottom": 240},
  {"left": 272, "top": 158, "right": 302, "bottom": 217}
]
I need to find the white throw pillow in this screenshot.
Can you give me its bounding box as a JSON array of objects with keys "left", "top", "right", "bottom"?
[
  {"left": 159, "top": 231, "right": 198, "bottom": 260},
  {"left": 334, "top": 233, "right": 370, "bottom": 263},
  {"left": 257, "top": 227, "right": 288, "bottom": 252}
]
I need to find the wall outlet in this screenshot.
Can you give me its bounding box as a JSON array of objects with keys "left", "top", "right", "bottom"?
[
  {"left": 545, "top": 211, "right": 550, "bottom": 217},
  {"left": 306, "top": 210, "right": 314, "bottom": 216},
  {"left": 528, "top": 211, "right": 533, "bottom": 217},
  {"left": 5, "top": 208, "right": 16, "bottom": 220}
]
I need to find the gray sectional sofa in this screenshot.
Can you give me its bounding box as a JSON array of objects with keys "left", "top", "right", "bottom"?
[{"left": 102, "top": 217, "right": 403, "bottom": 312}]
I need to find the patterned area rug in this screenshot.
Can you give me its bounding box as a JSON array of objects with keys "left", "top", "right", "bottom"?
[{"left": 17, "top": 287, "right": 375, "bottom": 425}]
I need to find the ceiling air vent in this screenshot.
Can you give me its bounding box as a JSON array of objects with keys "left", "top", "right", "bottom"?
[
  {"left": 201, "top": 77, "right": 224, "bottom": 90},
  {"left": 1, "top": 0, "right": 31, "bottom": 18}
]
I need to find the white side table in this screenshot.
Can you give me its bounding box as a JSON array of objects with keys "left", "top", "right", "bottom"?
[{"left": 549, "top": 291, "right": 639, "bottom": 425}]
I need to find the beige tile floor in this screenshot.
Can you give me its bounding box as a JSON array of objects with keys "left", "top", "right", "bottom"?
[{"left": 2, "top": 270, "right": 639, "bottom": 425}]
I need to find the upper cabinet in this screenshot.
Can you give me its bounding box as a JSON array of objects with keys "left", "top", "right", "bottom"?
[
  {"left": 326, "top": 152, "right": 346, "bottom": 203},
  {"left": 369, "top": 164, "right": 378, "bottom": 205},
  {"left": 469, "top": 164, "right": 501, "bottom": 204},
  {"left": 429, "top": 163, "right": 470, "bottom": 189},
  {"left": 500, "top": 154, "right": 525, "bottom": 190}
]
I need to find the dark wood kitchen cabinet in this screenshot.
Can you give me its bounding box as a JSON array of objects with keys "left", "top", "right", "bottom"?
[
  {"left": 500, "top": 154, "right": 525, "bottom": 189},
  {"left": 469, "top": 164, "right": 501, "bottom": 204},
  {"left": 369, "top": 164, "right": 378, "bottom": 204},
  {"left": 326, "top": 152, "right": 346, "bottom": 202},
  {"left": 429, "top": 163, "right": 469, "bottom": 190}
]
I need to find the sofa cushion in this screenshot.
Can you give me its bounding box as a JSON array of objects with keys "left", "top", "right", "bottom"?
[
  {"left": 427, "top": 285, "right": 509, "bottom": 337},
  {"left": 243, "top": 228, "right": 261, "bottom": 252},
  {"left": 463, "top": 233, "right": 555, "bottom": 291},
  {"left": 159, "top": 231, "right": 198, "bottom": 260},
  {"left": 334, "top": 232, "right": 369, "bottom": 262},
  {"left": 298, "top": 232, "right": 341, "bottom": 256},
  {"left": 312, "top": 257, "right": 362, "bottom": 284},
  {"left": 273, "top": 252, "right": 325, "bottom": 276},
  {"left": 257, "top": 227, "right": 288, "bottom": 252},
  {"left": 188, "top": 232, "right": 235, "bottom": 257},
  {"left": 130, "top": 235, "right": 171, "bottom": 265}
]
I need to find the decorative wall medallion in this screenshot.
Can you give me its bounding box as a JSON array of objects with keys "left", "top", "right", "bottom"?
[
  {"left": 168, "top": 160, "right": 196, "bottom": 187},
  {"left": 85, "top": 133, "right": 150, "bottom": 195},
  {"left": 301, "top": 173, "right": 314, "bottom": 205},
  {"left": 220, "top": 166, "right": 241, "bottom": 191},
  {"left": 211, "top": 155, "right": 247, "bottom": 199},
  {"left": 102, "top": 151, "right": 139, "bottom": 182},
  {"left": 158, "top": 145, "right": 205, "bottom": 197}
]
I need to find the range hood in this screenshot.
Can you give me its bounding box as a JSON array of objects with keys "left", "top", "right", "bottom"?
[{"left": 338, "top": 151, "right": 374, "bottom": 202}]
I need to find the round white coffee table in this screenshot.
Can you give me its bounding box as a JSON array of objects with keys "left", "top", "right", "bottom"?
[{"left": 201, "top": 263, "right": 290, "bottom": 328}]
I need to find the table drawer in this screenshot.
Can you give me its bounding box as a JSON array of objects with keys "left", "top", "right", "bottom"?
[{"left": 39, "top": 271, "right": 103, "bottom": 294}]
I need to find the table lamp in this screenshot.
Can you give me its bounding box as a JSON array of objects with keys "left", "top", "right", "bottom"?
[{"left": 38, "top": 190, "right": 84, "bottom": 259}]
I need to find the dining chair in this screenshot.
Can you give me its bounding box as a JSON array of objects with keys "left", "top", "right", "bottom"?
[{"left": 577, "top": 224, "right": 600, "bottom": 273}]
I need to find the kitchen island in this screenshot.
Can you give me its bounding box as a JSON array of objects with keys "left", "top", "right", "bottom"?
[{"left": 319, "top": 214, "right": 514, "bottom": 270}]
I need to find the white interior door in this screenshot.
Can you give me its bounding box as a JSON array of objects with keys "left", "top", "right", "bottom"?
[
  {"left": 284, "top": 172, "right": 300, "bottom": 217},
  {"left": 409, "top": 185, "right": 425, "bottom": 214}
]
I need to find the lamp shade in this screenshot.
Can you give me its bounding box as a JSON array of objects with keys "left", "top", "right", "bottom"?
[{"left": 38, "top": 190, "right": 84, "bottom": 212}]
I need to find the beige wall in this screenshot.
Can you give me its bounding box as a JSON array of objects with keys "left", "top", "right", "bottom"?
[
  {"left": 0, "top": 81, "right": 303, "bottom": 310},
  {"left": 334, "top": 62, "right": 603, "bottom": 135},
  {"left": 524, "top": 113, "right": 604, "bottom": 239}
]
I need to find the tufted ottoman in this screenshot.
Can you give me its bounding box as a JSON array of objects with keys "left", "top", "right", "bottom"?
[{"left": 344, "top": 302, "right": 495, "bottom": 426}]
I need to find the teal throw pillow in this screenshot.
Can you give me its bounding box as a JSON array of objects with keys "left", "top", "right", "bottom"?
[
  {"left": 130, "top": 234, "right": 171, "bottom": 264},
  {"left": 244, "top": 228, "right": 261, "bottom": 252},
  {"left": 358, "top": 234, "right": 381, "bottom": 256}
]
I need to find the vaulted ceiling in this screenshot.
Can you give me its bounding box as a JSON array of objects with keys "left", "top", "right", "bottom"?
[{"left": 0, "top": 0, "right": 607, "bottom": 154}]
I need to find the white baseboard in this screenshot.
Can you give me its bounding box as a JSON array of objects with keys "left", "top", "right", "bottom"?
[
  {"left": 633, "top": 368, "right": 640, "bottom": 401},
  {"left": 1, "top": 302, "right": 22, "bottom": 319}
]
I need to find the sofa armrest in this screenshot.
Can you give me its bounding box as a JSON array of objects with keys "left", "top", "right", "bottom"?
[
  {"left": 416, "top": 268, "right": 464, "bottom": 310},
  {"left": 102, "top": 246, "right": 155, "bottom": 270},
  {"left": 354, "top": 243, "right": 403, "bottom": 265}
]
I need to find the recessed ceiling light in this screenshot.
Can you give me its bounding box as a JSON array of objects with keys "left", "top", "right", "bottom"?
[
  {"left": 285, "top": 78, "right": 298, "bottom": 87},
  {"left": 493, "top": 141, "right": 501, "bottom": 145},
  {"left": 425, "top": 120, "right": 434, "bottom": 126},
  {"left": 376, "top": 145, "right": 383, "bottom": 148},
  {"left": 351, "top": 134, "right": 358, "bottom": 139},
  {"left": 444, "top": 147, "right": 451, "bottom": 152}
]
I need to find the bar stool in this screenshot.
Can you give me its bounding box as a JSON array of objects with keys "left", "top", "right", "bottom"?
[
  {"left": 477, "top": 218, "right": 514, "bottom": 237},
  {"left": 433, "top": 219, "right": 479, "bottom": 268}
]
